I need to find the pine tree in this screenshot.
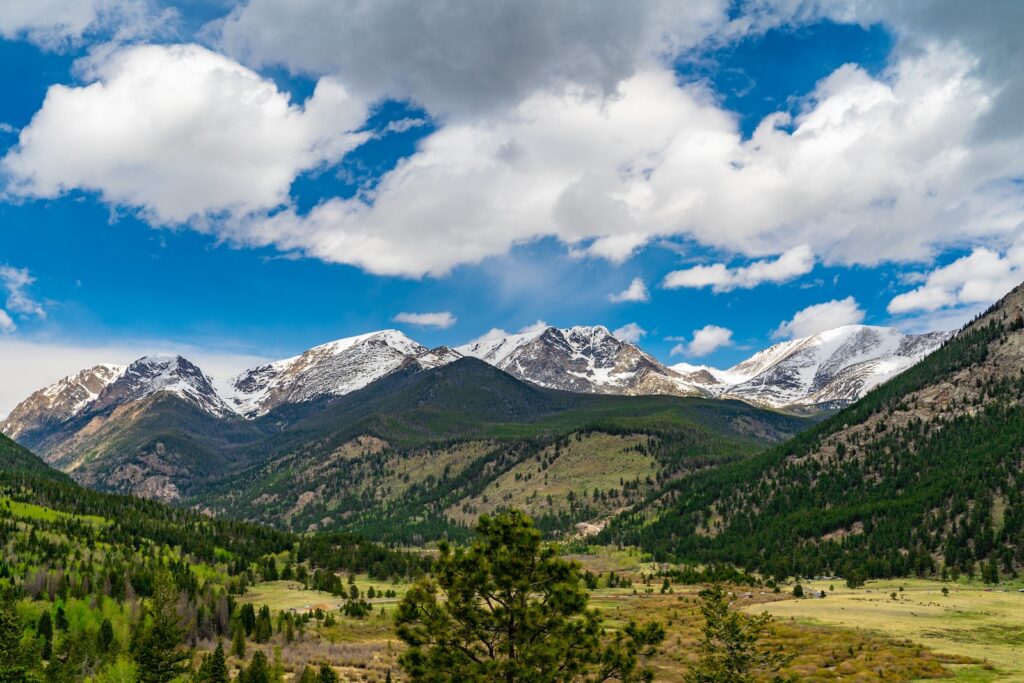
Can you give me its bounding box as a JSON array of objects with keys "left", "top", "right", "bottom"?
[
  {"left": 196, "top": 641, "right": 229, "bottom": 683},
  {"left": 97, "top": 618, "right": 115, "bottom": 654},
  {"left": 318, "top": 663, "right": 339, "bottom": 683},
  {"left": 37, "top": 610, "right": 53, "bottom": 660},
  {"left": 0, "top": 589, "right": 28, "bottom": 683},
  {"left": 396, "top": 510, "right": 664, "bottom": 682},
  {"left": 255, "top": 605, "right": 273, "bottom": 643},
  {"left": 685, "top": 584, "right": 793, "bottom": 683},
  {"left": 55, "top": 605, "right": 69, "bottom": 631},
  {"left": 131, "top": 570, "right": 192, "bottom": 683},
  {"left": 232, "top": 625, "right": 247, "bottom": 659},
  {"left": 240, "top": 650, "right": 271, "bottom": 683}
]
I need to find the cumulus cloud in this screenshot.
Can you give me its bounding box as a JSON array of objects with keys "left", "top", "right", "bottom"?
[
  {"left": 465, "top": 320, "right": 550, "bottom": 345},
  {"left": 0, "top": 0, "right": 173, "bottom": 49},
  {"left": 0, "top": 310, "right": 14, "bottom": 334},
  {"left": 217, "top": 0, "right": 728, "bottom": 117},
  {"left": 220, "top": 42, "right": 1020, "bottom": 277},
  {"left": 888, "top": 246, "right": 1024, "bottom": 314},
  {"left": 609, "top": 277, "right": 650, "bottom": 303},
  {"left": 0, "top": 265, "right": 46, "bottom": 320},
  {"left": 2, "top": 44, "right": 368, "bottom": 224},
  {"left": 663, "top": 245, "right": 813, "bottom": 292},
  {"left": 4, "top": 6, "right": 1022, "bottom": 282},
  {"left": 670, "top": 324, "right": 733, "bottom": 357},
  {"left": 392, "top": 311, "right": 457, "bottom": 329},
  {"left": 773, "top": 296, "right": 865, "bottom": 339},
  {"left": 612, "top": 322, "right": 646, "bottom": 344}
]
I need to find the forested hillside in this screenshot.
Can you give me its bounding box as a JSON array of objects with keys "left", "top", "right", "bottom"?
[
  {"left": 604, "top": 285, "right": 1024, "bottom": 581},
  {"left": 0, "top": 443, "right": 428, "bottom": 679}
]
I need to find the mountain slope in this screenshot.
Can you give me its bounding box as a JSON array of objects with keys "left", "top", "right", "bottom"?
[
  {"left": 607, "top": 285, "right": 1024, "bottom": 580},
  {"left": 457, "top": 325, "right": 701, "bottom": 396},
  {"left": 225, "top": 329, "right": 442, "bottom": 417},
  {"left": 196, "top": 358, "right": 811, "bottom": 539},
  {"left": 0, "top": 363, "right": 124, "bottom": 441},
  {"left": 671, "top": 325, "right": 950, "bottom": 411}
]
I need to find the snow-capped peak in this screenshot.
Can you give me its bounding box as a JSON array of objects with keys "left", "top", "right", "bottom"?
[
  {"left": 457, "top": 325, "right": 704, "bottom": 397},
  {"left": 91, "top": 355, "right": 233, "bottom": 416},
  {"left": 225, "top": 329, "right": 443, "bottom": 417},
  {"left": 0, "top": 363, "right": 126, "bottom": 440},
  {"left": 676, "top": 324, "right": 952, "bottom": 409}
]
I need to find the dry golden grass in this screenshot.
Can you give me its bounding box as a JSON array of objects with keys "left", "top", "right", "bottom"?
[{"left": 753, "top": 578, "right": 1024, "bottom": 681}]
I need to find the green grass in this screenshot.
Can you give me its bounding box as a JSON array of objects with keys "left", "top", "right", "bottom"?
[
  {"left": 1, "top": 496, "right": 108, "bottom": 525},
  {"left": 752, "top": 578, "right": 1024, "bottom": 681}
]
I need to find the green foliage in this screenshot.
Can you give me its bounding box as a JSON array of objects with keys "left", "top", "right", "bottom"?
[
  {"left": 318, "top": 664, "right": 339, "bottom": 683},
  {"left": 238, "top": 651, "right": 273, "bottom": 683},
  {"left": 685, "top": 585, "right": 793, "bottom": 683},
  {"left": 0, "top": 588, "right": 28, "bottom": 683},
  {"left": 194, "top": 642, "right": 228, "bottom": 683},
  {"left": 396, "top": 510, "right": 664, "bottom": 682},
  {"left": 131, "top": 571, "right": 192, "bottom": 683},
  {"left": 604, "top": 314, "right": 1024, "bottom": 580}
]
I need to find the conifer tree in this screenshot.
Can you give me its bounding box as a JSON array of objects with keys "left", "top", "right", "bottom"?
[
  {"left": 37, "top": 610, "right": 53, "bottom": 660},
  {"left": 232, "top": 625, "right": 247, "bottom": 659},
  {"left": 396, "top": 510, "right": 664, "bottom": 682},
  {"left": 131, "top": 570, "right": 192, "bottom": 683},
  {"left": 685, "top": 585, "right": 792, "bottom": 683},
  {"left": 97, "top": 618, "right": 115, "bottom": 654},
  {"left": 0, "top": 589, "right": 28, "bottom": 683}
]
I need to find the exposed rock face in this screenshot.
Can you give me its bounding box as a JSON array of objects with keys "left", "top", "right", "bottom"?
[
  {"left": 0, "top": 364, "right": 124, "bottom": 441},
  {"left": 93, "top": 355, "right": 232, "bottom": 417},
  {"left": 456, "top": 325, "right": 703, "bottom": 396},
  {"left": 224, "top": 330, "right": 432, "bottom": 417},
  {"left": 672, "top": 325, "right": 951, "bottom": 410}
]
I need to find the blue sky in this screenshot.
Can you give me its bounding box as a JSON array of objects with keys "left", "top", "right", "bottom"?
[{"left": 1, "top": 1, "right": 1022, "bottom": 412}]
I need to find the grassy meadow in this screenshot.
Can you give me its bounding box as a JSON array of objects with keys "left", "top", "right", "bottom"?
[{"left": 227, "top": 567, "right": 1024, "bottom": 682}]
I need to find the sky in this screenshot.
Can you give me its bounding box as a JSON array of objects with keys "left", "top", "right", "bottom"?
[{"left": 1, "top": 0, "right": 1023, "bottom": 414}]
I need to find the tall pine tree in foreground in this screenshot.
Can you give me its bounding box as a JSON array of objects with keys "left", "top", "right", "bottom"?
[
  {"left": 685, "top": 585, "right": 792, "bottom": 683},
  {"left": 396, "top": 510, "right": 664, "bottom": 682},
  {"left": 131, "top": 570, "right": 192, "bottom": 683},
  {"left": 0, "top": 589, "right": 28, "bottom": 683}
]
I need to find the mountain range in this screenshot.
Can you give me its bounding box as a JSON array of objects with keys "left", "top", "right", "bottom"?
[
  {"left": 2, "top": 323, "right": 948, "bottom": 448},
  {"left": 3, "top": 285, "right": 1022, "bottom": 576},
  {"left": 605, "top": 284, "right": 1024, "bottom": 579}
]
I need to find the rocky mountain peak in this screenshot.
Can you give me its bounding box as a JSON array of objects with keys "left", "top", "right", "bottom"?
[
  {"left": 0, "top": 363, "right": 125, "bottom": 440},
  {"left": 91, "top": 354, "right": 231, "bottom": 416},
  {"left": 225, "top": 329, "right": 435, "bottom": 417}
]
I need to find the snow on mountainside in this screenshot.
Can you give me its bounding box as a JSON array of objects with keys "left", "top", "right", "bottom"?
[
  {"left": 2, "top": 324, "right": 953, "bottom": 448},
  {"left": 457, "top": 325, "right": 703, "bottom": 397},
  {"left": 92, "top": 355, "right": 233, "bottom": 417},
  {"left": 673, "top": 325, "right": 952, "bottom": 410},
  {"left": 0, "top": 363, "right": 125, "bottom": 439},
  {"left": 224, "top": 329, "right": 437, "bottom": 417}
]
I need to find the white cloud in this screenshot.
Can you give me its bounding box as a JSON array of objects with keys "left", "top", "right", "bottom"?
[
  {"left": 4, "top": 7, "right": 1022, "bottom": 281},
  {"left": 612, "top": 322, "right": 646, "bottom": 344},
  {"left": 662, "top": 245, "right": 813, "bottom": 292},
  {"left": 465, "top": 320, "right": 550, "bottom": 345},
  {"left": 217, "top": 42, "right": 1022, "bottom": 278},
  {"left": 888, "top": 246, "right": 1024, "bottom": 315},
  {"left": 217, "top": 0, "right": 729, "bottom": 117},
  {"left": 0, "top": 266, "right": 46, "bottom": 319},
  {"left": 0, "top": 0, "right": 173, "bottom": 49},
  {"left": 2, "top": 44, "right": 368, "bottom": 224},
  {"left": 773, "top": 296, "right": 865, "bottom": 339},
  {"left": 392, "top": 311, "right": 457, "bottom": 329},
  {"left": 0, "top": 310, "right": 15, "bottom": 334},
  {"left": 0, "top": 337, "right": 272, "bottom": 417},
  {"left": 609, "top": 277, "right": 650, "bottom": 303},
  {"left": 518, "top": 320, "right": 550, "bottom": 334},
  {"left": 670, "top": 324, "right": 733, "bottom": 357}
]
